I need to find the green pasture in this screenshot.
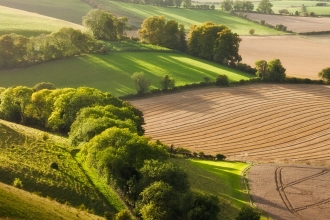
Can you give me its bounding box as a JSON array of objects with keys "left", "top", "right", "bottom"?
[
  {"left": 0, "top": 52, "right": 254, "bottom": 97},
  {"left": 0, "top": 121, "right": 122, "bottom": 216},
  {"left": 172, "top": 159, "right": 250, "bottom": 219},
  {"left": 0, "top": 5, "right": 84, "bottom": 37},
  {"left": 306, "top": 6, "right": 330, "bottom": 15},
  {"left": 0, "top": 0, "right": 92, "bottom": 24},
  {"left": 253, "top": 1, "right": 330, "bottom": 14},
  {"left": 0, "top": 182, "right": 102, "bottom": 220},
  {"left": 94, "top": 1, "right": 284, "bottom": 35}
]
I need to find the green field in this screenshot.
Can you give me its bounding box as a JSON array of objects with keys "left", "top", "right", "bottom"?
[
  {"left": 0, "top": 182, "right": 103, "bottom": 220},
  {"left": 100, "top": 1, "right": 284, "bottom": 35},
  {"left": 0, "top": 119, "right": 124, "bottom": 216},
  {"left": 306, "top": 6, "right": 330, "bottom": 15},
  {"left": 0, "top": 0, "right": 92, "bottom": 24},
  {"left": 0, "top": 5, "right": 84, "bottom": 36},
  {"left": 172, "top": 159, "right": 250, "bottom": 219},
  {"left": 0, "top": 52, "right": 254, "bottom": 97}
]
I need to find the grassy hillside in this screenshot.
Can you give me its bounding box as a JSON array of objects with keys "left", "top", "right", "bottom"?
[
  {"left": 0, "top": 51, "right": 254, "bottom": 97},
  {"left": 172, "top": 159, "right": 250, "bottom": 219},
  {"left": 0, "top": 0, "right": 92, "bottom": 24},
  {"left": 0, "top": 119, "right": 125, "bottom": 216},
  {"left": 94, "top": 1, "right": 285, "bottom": 36},
  {"left": 0, "top": 182, "right": 103, "bottom": 220},
  {"left": 0, "top": 5, "right": 84, "bottom": 36}
]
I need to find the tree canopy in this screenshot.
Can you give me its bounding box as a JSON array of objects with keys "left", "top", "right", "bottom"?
[
  {"left": 318, "top": 67, "right": 330, "bottom": 82},
  {"left": 255, "top": 59, "right": 286, "bottom": 82},
  {"left": 256, "top": 0, "right": 273, "bottom": 14}
]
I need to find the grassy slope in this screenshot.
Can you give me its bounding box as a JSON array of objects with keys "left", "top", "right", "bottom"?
[
  {"left": 0, "top": 119, "right": 125, "bottom": 217},
  {"left": 0, "top": 182, "right": 103, "bottom": 220},
  {"left": 0, "top": 0, "right": 92, "bottom": 24},
  {"left": 0, "top": 52, "right": 254, "bottom": 97},
  {"left": 0, "top": 5, "right": 84, "bottom": 36},
  {"left": 96, "top": 1, "right": 284, "bottom": 36},
  {"left": 172, "top": 159, "right": 250, "bottom": 219}
]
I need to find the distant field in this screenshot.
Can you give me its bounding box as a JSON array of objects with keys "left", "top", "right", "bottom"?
[
  {"left": 172, "top": 159, "right": 250, "bottom": 219},
  {"left": 306, "top": 6, "right": 330, "bottom": 15},
  {"left": 241, "top": 12, "right": 330, "bottom": 33},
  {"left": 131, "top": 84, "right": 330, "bottom": 166},
  {"left": 0, "top": 52, "right": 253, "bottom": 96},
  {"left": 0, "top": 0, "right": 92, "bottom": 24},
  {"left": 0, "top": 5, "right": 84, "bottom": 36},
  {"left": 93, "top": 1, "right": 284, "bottom": 36}
]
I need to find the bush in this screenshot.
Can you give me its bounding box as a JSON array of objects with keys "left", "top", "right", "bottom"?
[
  {"left": 115, "top": 210, "right": 133, "bottom": 220},
  {"left": 33, "top": 82, "right": 56, "bottom": 91},
  {"left": 249, "top": 29, "right": 255, "bottom": 35},
  {"left": 215, "top": 74, "right": 229, "bottom": 86},
  {"left": 50, "top": 162, "right": 59, "bottom": 170},
  {"left": 216, "top": 154, "right": 227, "bottom": 160},
  {"left": 236, "top": 206, "right": 261, "bottom": 220},
  {"left": 13, "top": 178, "right": 23, "bottom": 188}
]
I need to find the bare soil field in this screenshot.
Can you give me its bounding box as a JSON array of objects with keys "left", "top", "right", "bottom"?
[
  {"left": 239, "top": 35, "right": 330, "bottom": 79},
  {"left": 241, "top": 13, "right": 330, "bottom": 33},
  {"left": 249, "top": 164, "right": 330, "bottom": 220},
  {"left": 131, "top": 84, "right": 330, "bottom": 166}
]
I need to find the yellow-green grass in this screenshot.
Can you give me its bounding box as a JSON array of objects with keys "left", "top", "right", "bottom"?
[
  {"left": 172, "top": 159, "right": 250, "bottom": 219},
  {"left": 0, "top": 120, "right": 123, "bottom": 216},
  {"left": 0, "top": 5, "right": 84, "bottom": 37},
  {"left": 0, "top": 0, "right": 92, "bottom": 24},
  {"left": 0, "top": 52, "right": 254, "bottom": 97},
  {"left": 306, "top": 6, "right": 330, "bottom": 15},
  {"left": 92, "top": 1, "right": 284, "bottom": 35},
  {"left": 0, "top": 182, "right": 104, "bottom": 220}
]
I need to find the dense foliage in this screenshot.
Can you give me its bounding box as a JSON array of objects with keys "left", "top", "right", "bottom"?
[
  {"left": 318, "top": 67, "right": 330, "bottom": 82},
  {"left": 83, "top": 9, "right": 129, "bottom": 41},
  {"left": 188, "top": 22, "right": 242, "bottom": 65},
  {"left": 256, "top": 0, "right": 273, "bottom": 14},
  {"left": 138, "top": 16, "right": 187, "bottom": 51},
  {"left": 0, "top": 28, "right": 96, "bottom": 69},
  {"left": 255, "top": 59, "right": 286, "bottom": 82}
]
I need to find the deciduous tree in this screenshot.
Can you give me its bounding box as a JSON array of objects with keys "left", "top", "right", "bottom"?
[
  {"left": 131, "top": 72, "right": 150, "bottom": 95},
  {"left": 318, "top": 67, "right": 330, "bottom": 82},
  {"left": 257, "top": 0, "right": 273, "bottom": 14}
]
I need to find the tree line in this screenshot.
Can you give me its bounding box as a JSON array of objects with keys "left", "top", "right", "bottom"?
[{"left": 0, "top": 28, "right": 96, "bottom": 69}]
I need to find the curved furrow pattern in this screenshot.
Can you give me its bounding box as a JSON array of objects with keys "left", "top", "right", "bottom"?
[{"left": 131, "top": 84, "right": 330, "bottom": 164}]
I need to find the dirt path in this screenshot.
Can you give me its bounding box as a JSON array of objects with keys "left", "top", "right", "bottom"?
[
  {"left": 249, "top": 164, "right": 330, "bottom": 220},
  {"left": 239, "top": 35, "right": 330, "bottom": 79}
]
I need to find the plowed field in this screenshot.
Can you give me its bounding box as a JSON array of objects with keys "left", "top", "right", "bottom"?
[
  {"left": 131, "top": 84, "right": 330, "bottom": 166},
  {"left": 249, "top": 164, "right": 330, "bottom": 220}
]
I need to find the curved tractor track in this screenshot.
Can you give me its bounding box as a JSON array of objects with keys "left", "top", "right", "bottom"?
[{"left": 131, "top": 84, "right": 330, "bottom": 165}]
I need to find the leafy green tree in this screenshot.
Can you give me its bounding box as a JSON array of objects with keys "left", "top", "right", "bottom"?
[
  {"left": 221, "top": 0, "right": 233, "bottom": 11},
  {"left": 160, "top": 75, "right": 175, "bottom": 90},
  {"left": 236, "top": 206, "right": 260, "bottom": 220},
  {"left": 187, "top": 193, "right": 220, "bottom": 220},
  {"left": 138, "top": 181, "right": 181, "bottom": 220},
  {"left": 138, "top": 16, "right": 166, "bottom": 45},
  {"left": 183, "top": 0, "right": 192, "bottom": 8},
  {"left": 131, "top": 72, "right": 150, "bottom": 95},
  {"left": 266, "top": 59, "right": 286, "bottom": 82},
  {"left": 318, "top": 67, "right": 330, "bottom": 82},
  {"left": 83, "top": 9, "right": 128, "bottom": 40},
  {"left": 115, "top": 209, "right": 134, "bottom": 220},
  {"left": 0, "top": 35, "right": 16, "bottom": 68},
  {"left": 234, "top": 0, "right": 244, "bottom": 10},
  {"left": 213, "top": 28, "right": 242, "bottom": 64},
  {"left": 0, "top": 86, "right": 33, "bottom": 124},
  {"left": 255, "top": 60, "right": 268, "bottom": 79},
  {"left": 244, "top": 1, "right": 254, "bottom": 10},
  {"left": 257, "top": 0, "right": 273, "bottom": 14},
  {"left": 249, "top": 29, "right": 255, "bottom": 35}
]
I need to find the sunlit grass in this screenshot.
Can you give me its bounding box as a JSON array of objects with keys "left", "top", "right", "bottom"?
[
  {"left": 0, "top": 5, "right": 84, "bottom": 37},
  {"left": 0, "top": 52, "right": 254, "bottom": 96},
  {"left": 172, "top": 158, "right": 250, "bottom": 219},
  {"left": 95, "top": 1, "right": 285, "bottom": 35}
]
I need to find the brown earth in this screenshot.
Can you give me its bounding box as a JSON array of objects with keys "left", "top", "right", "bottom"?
[
  {"left": 241, "top": 13, "right": 330, "bottom": 33},
  {"left": 248, "top": 164, "right": 330, "bottom": 220},
  {"left": 239, "top": 35, "right": 330, "bottom": 79},
  {"left": 130, "top": 84, "right": 330, "bottom": 166}
]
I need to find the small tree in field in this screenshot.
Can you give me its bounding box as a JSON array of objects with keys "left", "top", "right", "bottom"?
[
  {"left": 318, "top": 67, "right": 330, "bottom": 82},
  {"left": 131, "top": 72, "right": 150, "bottom": 95},
  {"left": 160, "top": 75, "right": 175, "bottom": 90},
  {"left": 249, "top": 29, "right": 255, "bottom": 35},
  {"left": 215, "top": 74, "right": 229, "bottom": 86}
]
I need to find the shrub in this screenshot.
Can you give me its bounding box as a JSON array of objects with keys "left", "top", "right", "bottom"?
[
  {"left": 50, "top": 162, "right": 59, "bottom": 170},
  {"left": 236, "top": 206, "right": 261, "bottom": 220},
  {"left": 215, "top": 74, "right": 229, "bottom": 86},
  {"left": 42, "top": 132, "right": 49, "bottom": 141},
  {"left": 115, "top": 210, "right": 133, "bottom": 220},
  {"left": 33, "top": 82, "right": 56, "bottom": 91},
  {"left": 249, "top": 29, "right": 255, "bottom": 35},
  {"left": 216, "top": 154, "right": 227, "bottom": 160},
  {"left": 13, "top": 178, "right": 23, "bottom": 188},
  {"left": 260, "top": 20, "right": 265, "bottom": 25}
]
